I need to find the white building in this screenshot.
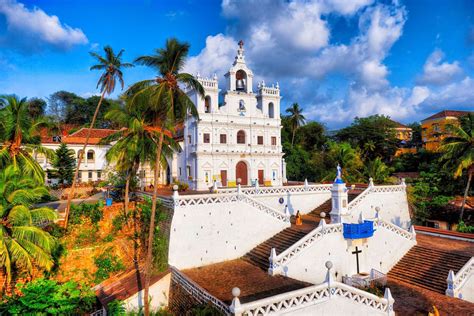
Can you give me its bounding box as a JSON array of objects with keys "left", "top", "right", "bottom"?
[{"left": 173, "top": 41, "right": 286, "bottom": 190}]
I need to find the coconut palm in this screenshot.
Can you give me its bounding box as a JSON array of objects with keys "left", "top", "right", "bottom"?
[
  {"left": 0, "top": 95, "right": 52, "bottom": 183},
  {"left": 0, "top": 165, "right": 57, "bottom": 286},
  {"left": 286, "top": 103, "right": 306, "bottom": 147},
  {"left": 103, "top": 103, "right": 178, "bottom": 218},
  {"left": 125, "top": 38, "right": 204, "bottom": 315},
  {"left": 64, "top": 46, "right": 133, "bottom": 229},
  {"left": 439, "top": 113, "right": 474, "bottom": 221},
  {"left": 364, "top": 157, "right": 393, "bottom": 184}
]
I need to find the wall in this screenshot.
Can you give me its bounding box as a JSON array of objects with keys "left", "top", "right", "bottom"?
[
  {"left": 283, "top": 222, "right": 415, "bottom": 284},
  {"left": 347, "top": 185, "right": 411, "bottom": 229},
  {"left": 252, "top": 190, "right": 331, "bottom": 215},
  {"left": 124, "top": 273, "right": 171, "bottom": 311},
  {"left": 280, "top": 297, "right": 387, "bottom": 316},
  {"left": 168, "top": 195, "right": 289, "bottom": 269},
  {"left": 459, "top": 274, "right": 474, "bottom": 303}
]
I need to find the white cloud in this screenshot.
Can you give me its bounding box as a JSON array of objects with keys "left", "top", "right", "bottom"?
[
  {"left": 0, "top": 0, "right": 88, "bottom": 52},
  {"left": 417, "top": 49, "right": 463, "bottom": 85},
  {"left": 421, "top": 76, "right": 474, "bottom": 110}
]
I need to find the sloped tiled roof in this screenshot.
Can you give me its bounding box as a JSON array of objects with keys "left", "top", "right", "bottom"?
[
  {"left": 389, "top": 119, "right": 411, "bottom": 129},
  {"left": 422, "top": 110, "right": 470, "bottom": 122}
]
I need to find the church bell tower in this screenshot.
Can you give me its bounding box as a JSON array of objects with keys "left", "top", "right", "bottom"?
[{"left": 225, "top": 40, "right": 254, "bottom": 94}]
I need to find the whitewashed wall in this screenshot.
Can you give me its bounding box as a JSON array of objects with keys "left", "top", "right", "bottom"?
[
  {"left": 168, "top": 195, "right": 289, "bottom": 269},
  {"left": 459, "top": 274, "right": 474, "bottom": 302},
  {"left": 124, "top": 273, "right": 171, "bottom": 311},
  {"left": 280, "top": 222, "right": 415, "bottom": 284},
  {"left": 346, "top": 185, "right": 411, "bottom": 229}
]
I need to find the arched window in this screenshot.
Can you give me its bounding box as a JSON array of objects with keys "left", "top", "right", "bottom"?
[
  {"left": 237, "top": 130, "right": 246, "bottom": 144},
  {"left": 77, "top": 150, "right": 84, "bottom": 160},
  {"left": 87, "top": 150, "right": 95, "bottom": 163},
  {"left": 269, "top": 102, "right": 274, "bottom": 118},
  {"left": 204, "top": 96, "right": 211, "bottom": 113},
  {"left": 235, "top": 70, "right": 247, "bottom": 91}
]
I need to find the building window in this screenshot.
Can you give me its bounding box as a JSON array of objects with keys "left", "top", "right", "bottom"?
[
  {"left": 237, "top": 130, "right": 246, "bottom": 144},
  {"left": 87, "top": 150, "right": 95, "bottom": 163},
  {"left": 97, "top": 171, "right": 101, "bottom": 180},
  {"left": 78, "top": 171, "right": 82, "bottom": 182},
  {"left": 204, "top": 96, "right": 211, "bottom": 113},
  {"left": 272, "top": 169, "right": 277, "bottom": 181},
  {"left": 188, "top": 135, "right": 192, "bottom": 144},
  {"left": 179, "top": 167, "right": 182, "bottom": 176},
  {"left": 220, "top": 134, "right": 227, "bottom": 144},
  {"left": 269, "top": 102, "right": 274, "bottom": 118},
  {"left": 257, "top": 136, "right": 264, "bottom": 145},
  {"left": 203, "top": 133, "right": 210, "bottom": 143},
  {"left": 187, "top": 166, "right": 191, "bottom": 179},
  {"left": 271, "top": 136, "right": 277, "bottom": 146},
  {"left": 88, "top": 171, "right": 93, "bottom": 180}
]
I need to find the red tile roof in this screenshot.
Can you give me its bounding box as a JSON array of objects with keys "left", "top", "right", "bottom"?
[
  {"left": 389, "top": 119, "right": 410, "bottom": 129},
  {"left": 422, "top": 110, "right": 471, "bottom": 122}
]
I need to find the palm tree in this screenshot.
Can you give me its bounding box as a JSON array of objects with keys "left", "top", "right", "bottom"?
[
  {"left": 286, "top": 103, "right": 306, "bottom": 147},
  {"left": 125, "top": 38, "right": 204, "bottom": 316},
  {"left": 64, "top": 46, "right": 133, "bottom": 229},
  {"left": 0, "top": 95, "right": 52, "bottom": 183},
  {"left": 364, "top": 157, "right": 393, "bottom": 184},
  {"left": 439, "top": 113, "right": 474, "bottom": 221},
  {"left": 103, "top": 103, "right": 178, "bottom": 219},
  {"left": 0, "top": 165, "right": 57, "bottom": 286}
]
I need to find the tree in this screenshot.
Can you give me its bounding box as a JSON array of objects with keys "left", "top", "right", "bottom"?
[
  {"left": 336, "top": 115, "right": 398, "bottom": 160},
  {"left": 50, "top": 143, "right": 76, "bottom": 185},
  {"left": 126, "top": 38, "right": 204, "bottom": 316},
  {"left": 439, "top": 113, "right": 474, "bottom": 221},
  {"left": 297, "top": 121, "right": 327, "bottom": 152},
  {"left": 26, "top": 98, "right": 46, "bottom": 120},
  {"left": 0, "top": 166, "right": 57, "bottom": 285},
  {"left": 0, "top": 95, "right": 52, "bottom": 183},
  {"left": 364, "top": 157, "right": 393, "bottom": 184},
  {"left": 286, "top": 103, "right": 306, "bottom": 147},
  {"left": 64, "top": 46, "right": 133, "bottom": 229}
]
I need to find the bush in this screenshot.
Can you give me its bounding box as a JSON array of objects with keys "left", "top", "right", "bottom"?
[
  {"left": 0, "top": 278, "right": 95, "bottom": 315},
  {"left": 69, "top": 201, "right": 104, "bottom": 226},
  {"left": 172, "top": 180, "right": 189, "bottom": 192},
  {"left": 94, "top": 248, "right": 125, "bottom": 283},
  {"left": 457, "top": 221, "right": 474, "bottom": 233}
]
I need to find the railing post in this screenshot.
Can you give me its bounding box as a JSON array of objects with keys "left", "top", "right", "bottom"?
[
  {"left": 319, "top": 218, "right": 326, "bottom": 234},
  {"left": 384, "top": 288, "right": 395, "bottom": 316},
  {"left": 410, "top": 225, "right": 416, "bottom": 241},
  {"left": 325, "top": 261, "right": 334, "bottom": 297},
  {"left": 446, "top": 270, "right": 457, "bottom": 298},
  {"left": 230, "top": 287, "right": 242, "bottom": 316},
  {"left": 304, "top": 178, "right": 309, "bottom": 190},
  {"left": 172, "top": 184, "right": 180, "bottom": 208},
  {"left": 369, "top": 177, "right": 374, "bottom": 188},
  {"left": 268, "top": 247, "right": 277, "bottom": 275}
]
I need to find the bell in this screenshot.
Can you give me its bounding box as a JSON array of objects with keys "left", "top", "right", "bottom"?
[{"left": 236, "top": 78, "right": 245, "bottom": 90}]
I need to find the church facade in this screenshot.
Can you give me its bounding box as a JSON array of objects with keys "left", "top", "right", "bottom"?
[{"left": 174, "top": 42, "right": 286, "bottom": 190}]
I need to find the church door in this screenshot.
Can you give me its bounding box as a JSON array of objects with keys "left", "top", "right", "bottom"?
[
  {"left": 236, "top": 161, "right": 248, "bottom": 185},
  {"left": 258, "top": 170, "right": 264, "bottom": 185},
  {"left": 220, "top": 170, "right": 227, "bottom": 187}
]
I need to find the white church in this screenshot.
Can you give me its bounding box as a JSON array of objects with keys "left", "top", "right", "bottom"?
[{"left": 173, "top": 40, "right": 286, "bottom": 190}]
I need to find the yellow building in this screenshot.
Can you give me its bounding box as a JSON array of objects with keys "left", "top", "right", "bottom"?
[
  {"left": 421, "top": 110, "right": 470, "bottom": 151},
  {"left": 390, "top": 120, "right": 417, "bottom": 156}
]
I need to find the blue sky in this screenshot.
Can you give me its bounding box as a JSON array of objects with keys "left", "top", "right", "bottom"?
[{"left": 0, "top": 0, "right": 473, "bottom": 128}]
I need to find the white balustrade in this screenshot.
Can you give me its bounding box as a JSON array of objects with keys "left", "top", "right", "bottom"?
[
  {"left": 347, "top": 184, "right": 406, "bottom": 211},
  {"left": 217, "top": 184, "right": 332, "bottom": 196},
  {"left": 446, "top": 257, "right": 474, "bottom": 299}
]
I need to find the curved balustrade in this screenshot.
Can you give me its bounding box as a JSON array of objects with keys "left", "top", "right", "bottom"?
[
  {"left": 447, "top": 257, "right": 474, "bottom": 299},
  {"left": 217, "top": 184, "right": 332, "bottom": 196},
  {"left": 234, "top": 281, "right": 393, "bottom": 316},
  {"left": 347, "top": 184, "right": 406, "bottom": 211}
]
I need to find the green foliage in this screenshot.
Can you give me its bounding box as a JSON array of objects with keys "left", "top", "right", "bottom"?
[
  {"left": 364, "top": 157, "right": 394, "bottom": 184},
  {"left": 50, "top": 143, "right": 76, "bottom": 185},
  {"left": 189, "top": 303, "right": 223, "bottom": 316},
  {"left": 283, "top": 143, "right": 313, "bottom": 181},
  {"left": 173, "top": 180, "right": 189, "bottom": 192},
  {"left": 297, "top": 121, "right": 327, "bottom": 152},
  {"left": 93, "top": 247, "right": 125, "bottom": 283},
  {"left": 69, "top": 201, "right": 104, "bottom": 226},
  {"left": 0, "top": 278, "right": 95, "bottom": 315},
  {"left": 336, "top": 115, "right": 398, "bottom": 160},
  {"left": 107, "top": 300, "right": 126, "bottom": 315},
  {"left": 26, "top": 97, "right": 47, "bottom": 119},
  {"left": 457, "top": 221, "right": 474, "bottom": 233}
]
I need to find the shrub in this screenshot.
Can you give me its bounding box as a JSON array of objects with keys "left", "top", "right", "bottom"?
[
  {"left": 94, "top": 248, "right": 125, "bottom": 283},
  {"left": 69, "top": 201, "right": 104, "bottom": 226},
  {"left": 457, "top": 221, "right": 474, "bottom": 233},
  {"left": 172, "top": 180, "right": 189, "bottom": 192},
  {"left": 0, "top": 278, "right": 95, "bottom": 315}
]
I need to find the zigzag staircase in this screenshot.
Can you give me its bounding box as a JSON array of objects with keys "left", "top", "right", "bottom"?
[{"left": 388, "top": 245, "right": 471, "bottom": 294}]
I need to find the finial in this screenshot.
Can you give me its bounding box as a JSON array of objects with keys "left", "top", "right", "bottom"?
[
  {"left": 213, "top": 73, "right": 217, "bottom": 80},
  {"left": 358, "top": 212, "right": 365, "bottom": 224},
  {"left": 369, "top": 177, "right": 374, "bottom": 187},
  {"left": 276, "top": 82, "right": 280, "bottom": 89},
  {"left": 238, "top": 40, "right": 244, "bottom": 49},
  {"left": 304, "top": 178, "right": 309, "bottom": 188},
  {"left": 334, "top": 164, "right": 344, "bottom": 184},
  {"left": 325, "top": 261, "right": 334, "bottom": 287},
  {"left": 230, "top": 287, "right": 241, "bottom": 312},
  {"left": 196, "top": 72, "right": 201, "bottom": 79},
  {"left": 261, "top": 80, "right": 265, "bottom": 87}
]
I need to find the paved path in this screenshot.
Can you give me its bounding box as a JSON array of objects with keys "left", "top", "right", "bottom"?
[{"left": 35, "top": 192, "right": 104, "bottom": 212}]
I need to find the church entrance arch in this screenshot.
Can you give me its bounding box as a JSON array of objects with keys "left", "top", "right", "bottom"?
[{"left": 236, "top": 161, "right": 248, "bottom": 186}]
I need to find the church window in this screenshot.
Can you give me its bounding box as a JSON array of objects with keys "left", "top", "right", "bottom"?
[
  {"left": 257, "top": 136, "right": 264, "bottom": 145},
  {"left": 179, "top": 168, "right": 182, "bottom": 176},
  {"left": 187, "top": 166, "right": 191, "bottom": 178},
  {"left": 269, "top": 102, "right": 274, "bottom": 118},
  {"left": 204, "top": 96, "right": 211, "bottom": 113},
  {"left": 188, "top": 135, "right": 192, "bottom": 144},
  {"left": 237, "top": 130, "right": 246, "bottom": 144},
  {"left": 235, "top": 70, "right": 247, "bottom": 91},
  {"left": 97, "top": 171, "right": 101, "bottom": 180},
  {"left": 203, "top": 133, "right": 210, "bottom": 143},
  {"left": 271, "top": 136, "right": 277, "bottom": 146},
  {"left": 272, "top": 170, "right": 277, "bottom": 181},
  {"left": 88, "top": 171, "right": 93, "bottom": 180},
  {"left": 220, "top": 134, "right": 227, "bottom": 144}
]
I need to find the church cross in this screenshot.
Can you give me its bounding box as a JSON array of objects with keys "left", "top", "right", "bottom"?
[
  {"left": 352, "top": 246, "right": 362, "bottom": 274},
  {"left": 238, "top": 40, "right": 244, "bottom": 49}
]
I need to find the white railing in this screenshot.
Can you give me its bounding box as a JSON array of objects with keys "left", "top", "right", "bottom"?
[
  {"left": 90, "top": 308, "right": 106, "bottom": 316},
  {"left": 446, "top": 257, "right": 474, "bottom": 298},
  {"left": 175, "top": 192, "right": 289, "bottom": 223},
  {"left": 217, "top": 184, "right": 332, "bottom": 196},
  {"left": 233, "top": 281, "right": 394, "bottom": 316},
  {"left": 138, "top": 192, "right": 174, "bottom": 209},
  {"left": 269, "top": 222, "right": 343, "bottom": 274},
  {"left": 375, "top": 220, "right": 415, "bottom": 241},
  {"left": 348, "top": 184, "right": 406, "bottom": 211},
  {"left": 342, "top": 269, "right": 387, "bottom": 288},
  {"left": 171, "top": 267, "right": 231, "bottom": 315}
]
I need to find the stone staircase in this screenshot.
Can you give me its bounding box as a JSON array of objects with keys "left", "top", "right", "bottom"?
[{"left": 388, "top": 245, "right": 471, "bottom": 294}]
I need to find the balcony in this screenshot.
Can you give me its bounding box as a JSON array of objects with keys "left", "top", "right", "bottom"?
[{"left": 343, "top": 220, "right": 374, "bottom": 239}]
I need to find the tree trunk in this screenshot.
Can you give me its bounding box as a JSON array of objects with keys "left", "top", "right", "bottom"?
[
  {"left": 460, "top": 169, "right": 472, "bottom": 222},
  {"left": 291, "top": 128, "right": 296, "bottom": 147},
  {"left": 64, "top": 90, "right": 106, "bottom": 230},
  {"left": 124, "top": 172, "right": 130, "bottom": 218},
  {"left": 144, "top": 132, "right": 164, "bottom": 316}
]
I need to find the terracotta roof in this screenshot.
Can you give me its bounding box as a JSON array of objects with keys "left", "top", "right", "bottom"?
[
  {"left": 95, "top": 267, "right": 170, "bottom": 306},
  {"left": 415, "top": 225, "right": 474, "bottom": 240},
  {"left": 40, "top": 124, "right": 78, "bottom": 143},
  {"left": 422, "top": 110, "right": 471, "bottom": 122},
  {"left": 64, "top": 128, "right": 118, "bottom": 145},
  {"left": 389, "top": 119, "right": 410, "bottom": 129}
]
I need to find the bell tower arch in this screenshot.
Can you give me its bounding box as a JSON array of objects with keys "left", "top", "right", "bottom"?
[{"left": 225, "top": 40, "right": 253, "bottom": 93}]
